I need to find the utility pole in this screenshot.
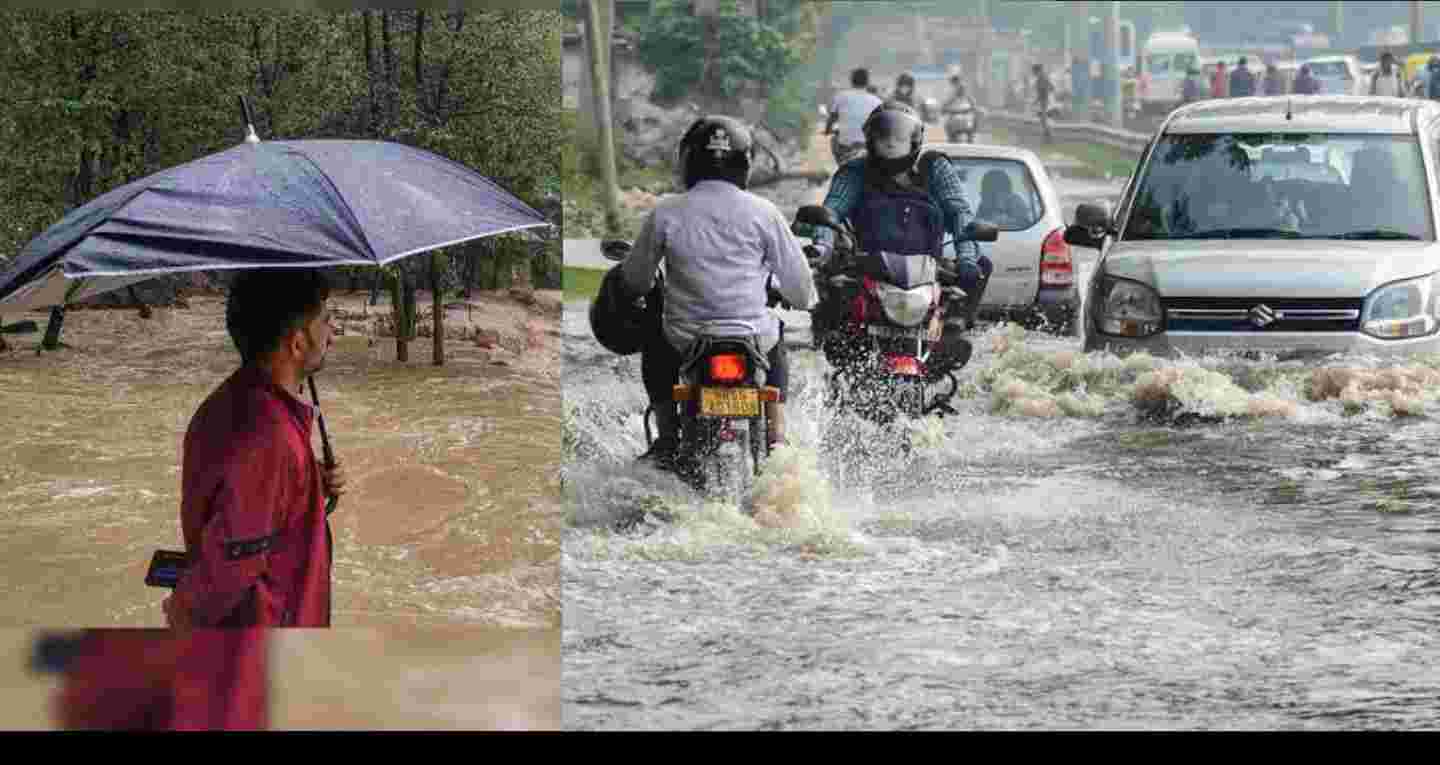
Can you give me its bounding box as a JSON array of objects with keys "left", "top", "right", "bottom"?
[
  {"left": 1103, "top": 1, "right": 1122, "bottom": 128},
  {"left": 1411, "top": 0, "right": 1423, "bottom": 45},
  {"left": 1330, "top": 1, "right": 1344, "bottom": 45},
  {"left": 584, "top": 0, "right": 620, "bottom": 234},
  {"left": 977, "top": 0, "right": 993, "bottom": 109},
  {"left": 1072, "top": 2, "right": 1091, "bottom": 122}
]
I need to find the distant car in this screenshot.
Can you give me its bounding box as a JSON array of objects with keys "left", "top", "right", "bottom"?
[
  {"left": 1069, "top": 96, "right": 1440, "bottom": 358},
  {"left": 934, "top": 142, "right": 1079, "bottom": 334},
  {"left": 1301, "top": 55, "right": 1365, "bottom": 95}
]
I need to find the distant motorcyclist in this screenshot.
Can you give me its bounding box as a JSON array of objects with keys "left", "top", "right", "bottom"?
[
  {"left": 892, "top": 71, "right": 918, "bottom": 107},
  {"left": 1425, "top": 56, "right": 1440, "bottom": 100},
  {"left": 618, "top": 116, "right": 815, "bottom": 466},
  {"left": 941, "top": 74, "right": 979, "bottom": 142},
  {"left": 826, "top": 67, "right": 884, "bottom": 167},
  {"left": 807, "top": 101, "right": 991, "bottom": 376}
]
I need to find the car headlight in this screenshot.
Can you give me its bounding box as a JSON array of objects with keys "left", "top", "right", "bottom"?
[
  {"left": 874, "top": 283, "right": 936, "bottom": 327},
  {"left": 1362, "top": 273, "right": 1440, "bottom": 339},
  {"left": 1097, "top": 276, "right": 1163, "bottom": 337}
]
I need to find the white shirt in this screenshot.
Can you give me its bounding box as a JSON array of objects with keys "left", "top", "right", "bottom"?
[
  {"left": 830, "top": 88, "right": 883, "bottom": 145},
  {"left": 621, "top": 181, "right": 815, "bottom": 355}
]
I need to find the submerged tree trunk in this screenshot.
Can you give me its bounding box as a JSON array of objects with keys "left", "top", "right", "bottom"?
[{"left": 429, "top": 251, "right": 445, "bottom": 366}]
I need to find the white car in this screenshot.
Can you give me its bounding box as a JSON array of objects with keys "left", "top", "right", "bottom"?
[
  {"left": 935, "top": 142, "right": 1079, "bottom": 334},
  {"left": 1302, "top": 55, "right": 1366, "bottom": 95},
  {"left": 1071, "top": 96, "right": 1440, "bottom": 358}
]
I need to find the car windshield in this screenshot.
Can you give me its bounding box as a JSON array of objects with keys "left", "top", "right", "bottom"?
[
  {"left": 1122, "top": 133, "right": 1433, "bottom": 241},
  {"left": 951, "top": 158, "right": 1044, "bottom": 231}
]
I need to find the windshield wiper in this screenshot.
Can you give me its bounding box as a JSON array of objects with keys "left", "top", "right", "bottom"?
[
  {"left": 1333, "top": 229, "right": 1422, "bottom": 241},
  {"left": 1170, "top": 228, "right": 1303, "bottom": 239}
]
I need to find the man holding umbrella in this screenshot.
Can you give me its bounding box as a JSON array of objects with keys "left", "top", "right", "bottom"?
[{"left": 162, "top": 269, "right": 346, "bottom": 629}]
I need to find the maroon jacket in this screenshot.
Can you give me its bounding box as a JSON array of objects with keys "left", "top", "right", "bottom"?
[
  {"left": 53, "top": 629, "right": 269, "bottom": 730},
  {"left": 170, "top": 365, "right": 332, "bottom": 627}
]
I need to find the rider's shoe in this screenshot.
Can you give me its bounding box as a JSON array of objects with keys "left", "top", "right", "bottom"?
[{"left": 636, "top": 436, "right": 679, "bottom": 473}]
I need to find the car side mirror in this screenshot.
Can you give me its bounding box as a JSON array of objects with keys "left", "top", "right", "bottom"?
[
  {"left": 600, "top": 239, "right": 633, "bottom": 262},
  {"left": 1074, "top": 202, "right": 1111, "bottom": 231},
  {"left": 1063, "top": 225, "right": 1104, "bottom": 249},
  {"left": 964, "top": 220, "right": 1000, "bottom": 242}
]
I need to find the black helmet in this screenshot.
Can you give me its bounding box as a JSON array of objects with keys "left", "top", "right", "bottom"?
[
  {"left": 676, "top": 115, "right": 754, "bottom": 191},
  {"left": 897, "top": 71, "right": 916, "bottom": 90},
  {"left": 851, "top": 68, "right": 870, "bottom": 88},
  {"left": 862, "top": 100, "right": 925, "bottom": 176}
]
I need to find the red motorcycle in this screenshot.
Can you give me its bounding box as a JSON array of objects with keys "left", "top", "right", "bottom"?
[{"left": 795, "top": 204, "right": 997, "bottom": 424}]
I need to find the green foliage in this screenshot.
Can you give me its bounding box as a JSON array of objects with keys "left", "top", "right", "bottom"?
[
  {"left": 637, "top": 0, "right": 804, "bottom": 105},
  {"left": 562, "top": 266, "right": 605, "bottom": 301},
  {"left": 0, "top": 9, "right": 561, "bottom": 291}
]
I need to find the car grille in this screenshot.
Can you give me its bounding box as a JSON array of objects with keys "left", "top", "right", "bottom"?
[{"left": 1163, "top": 297, "right": 1362, "bottom": 333}]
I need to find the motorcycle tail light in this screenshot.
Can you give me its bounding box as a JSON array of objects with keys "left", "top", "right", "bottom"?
[
  {"left": 708, "top": 353, "right": 747, "bottom": 383},
  {"left": 884, "top": 354, "right": 923, "bottom": 377}
]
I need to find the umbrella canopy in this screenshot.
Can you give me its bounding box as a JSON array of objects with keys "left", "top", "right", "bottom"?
[{"left": 0, "top": 139, "right": 551, "bottom": 311}]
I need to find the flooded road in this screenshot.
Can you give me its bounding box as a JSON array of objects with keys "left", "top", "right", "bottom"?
[
  {"left": 562, "top": 133, "right": 1439, "bottom": 730},
  {"left": 0, "top": 292, "right": 560, "bottom": 631}
]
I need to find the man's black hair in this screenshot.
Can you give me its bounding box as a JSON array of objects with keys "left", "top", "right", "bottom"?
[
  {"left": 225, "top": 268, "right": 331, "bottom": 364},
  {"left": 851, "top": 68, "right": 869, "bottom": 88}
]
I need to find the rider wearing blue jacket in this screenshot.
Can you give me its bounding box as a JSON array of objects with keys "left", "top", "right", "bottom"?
[{"left": 807, "top": 100, "right": 991, "bottom": 375}]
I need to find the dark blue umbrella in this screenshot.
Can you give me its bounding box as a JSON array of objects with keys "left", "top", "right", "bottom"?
[{"left": 0, "top": 132, "right": 550, "bottom": 311}]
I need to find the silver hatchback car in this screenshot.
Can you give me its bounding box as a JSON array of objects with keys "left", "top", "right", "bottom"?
[
  {"left": 935, "top": 143, "right": 1079, "bottom": 333},
  {"left": 1070, "top": 96, "right": 1440, "bottom": 357}
]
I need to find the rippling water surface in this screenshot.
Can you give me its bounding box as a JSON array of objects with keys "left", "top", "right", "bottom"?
[{"left": 563, "top": 299, "right": 1440, "bottom": 729}]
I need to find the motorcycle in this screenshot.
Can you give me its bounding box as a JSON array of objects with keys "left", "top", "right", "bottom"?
[
  {"left": 794, "top": 204, "right": 997, "bottom": 425},
  {"left": 944, "top": 101, "right": 978, "bottom": 143},
  {"left": 598, "top": 240, "right": 779, "bottom": 501}
]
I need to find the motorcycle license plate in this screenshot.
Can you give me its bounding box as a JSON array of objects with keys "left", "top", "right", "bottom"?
[
  {"left": 699, "top": 387, "right": 761, "bottom": 417},
  {"left": 868, "top": 324, "right": 920, "bottom": 339}
]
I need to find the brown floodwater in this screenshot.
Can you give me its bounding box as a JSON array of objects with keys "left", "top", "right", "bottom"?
[
  {"left": 0, "top": 292, "right": 560, "bottom": 631},
  {"left": 0, "top": 626, "right": 560, "bottom": 730}
]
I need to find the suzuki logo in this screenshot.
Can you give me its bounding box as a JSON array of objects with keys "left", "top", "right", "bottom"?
[{"left": 1248, "top": 304, "right": 1278, "bottom": 328}]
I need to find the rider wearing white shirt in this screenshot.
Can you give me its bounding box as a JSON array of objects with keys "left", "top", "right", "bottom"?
[{"left": 827, "top": 68, "right": 884, "bottom": 165}]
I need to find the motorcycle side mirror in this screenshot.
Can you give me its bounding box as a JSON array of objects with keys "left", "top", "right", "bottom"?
[
  {"left": 795, "top": 205, "right": 843, "bottom": 232},
  {"left": 964, "top": 221, "right": 1000, "bottom": 242},
  {"left": 600, "top": 239, "right": 633, "bottom": 262}
]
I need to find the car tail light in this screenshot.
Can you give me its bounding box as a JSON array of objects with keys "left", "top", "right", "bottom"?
[
  {"left": 708, "top": 353, "right": 747, "bottom": 383},
  {"left": 1040, "top": 228, "right": 1073, "bottom": 288}
]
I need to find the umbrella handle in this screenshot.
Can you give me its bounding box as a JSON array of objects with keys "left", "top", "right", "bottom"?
[{"left": 307, "top": 375, "right": 340, "bottom": 516}]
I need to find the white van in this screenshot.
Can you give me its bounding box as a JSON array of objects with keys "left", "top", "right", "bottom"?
[
  {"left": 1301, "top": 55, "right": 1365, "bottom": 96},
  {"left": 1140, "top": 29, "right": 1201, "bottom": 112}
]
